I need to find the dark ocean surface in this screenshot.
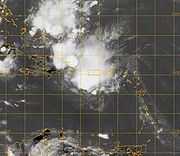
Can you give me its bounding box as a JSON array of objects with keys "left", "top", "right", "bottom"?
[{"left": 0, "top": 0, "right": 180, "bottom": 155}]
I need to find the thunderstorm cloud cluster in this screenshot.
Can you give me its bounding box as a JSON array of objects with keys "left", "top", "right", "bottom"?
[{"left": 28, "top": 0, "right": 115, "bottom": 91}]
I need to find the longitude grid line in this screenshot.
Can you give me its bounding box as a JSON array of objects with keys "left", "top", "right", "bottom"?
[
  {"left": 4, "top": 8, "right": 8, "bottom": 155},
  {"left": 60, "top": 0, "right": 64, "bottom": 138},
  {"left": 79, "top": 0, "right": 83, "bottom": 147},
  {"left": 43, "top": 4, "right": 45, "bottom": 138},
  {"left": 154, "top": 0, "right": 157, "bottom": 155},
  {"left": 98, "top": 0, "right": 101, "bottom": 148},
  {"left": 23, "top": 0, "right": 26, "bottom": 152},
  {"left": 116, "top": 0, "right": 119, "bottom": 147},
  {"left": 173, "top": 0, "right": 176, "bottom": 155},
  {"left": 136, "top": 0, "right": 138, "bottom": 152}
]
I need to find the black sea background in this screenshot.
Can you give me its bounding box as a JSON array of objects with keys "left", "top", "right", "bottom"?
[{"left": 1, "top": 0, "right": 180, "bottom": 155}]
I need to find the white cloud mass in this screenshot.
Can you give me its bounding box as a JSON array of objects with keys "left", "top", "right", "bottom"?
[
  {"left": 29, "top": 0, "right": 115, "bottom": 92},
  {"left": 0, "top": 56, "right": 15, "bottom": 74},
  {"left": 30, "top": 0, "right": 77, "bottom": 37},
  {"left": 71, "top": 36, "right": 114, "bottom": 91}
]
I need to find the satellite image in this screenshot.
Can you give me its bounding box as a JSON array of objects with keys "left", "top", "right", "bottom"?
[{"left": 0, "top": 0, "right": 180, "bottom": 155}]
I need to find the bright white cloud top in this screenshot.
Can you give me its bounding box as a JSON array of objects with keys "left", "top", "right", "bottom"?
[
  {"left": 98, "top": 133, "right": 109, "bottom": 140},
  {"left": 29, "top": 0, "right": 77, "bottom": 37},
  {"left": 0, "top": 56, "right": 15, "bottom": 74},
  {"left": 29, "top": 0, "right": 115, "bottom": 92},
  {"left": 52, "top": 39, "right": 78, "bottom": 69},
  {"left": 71, "top": 37, "right": 114, "bottom": 91}
]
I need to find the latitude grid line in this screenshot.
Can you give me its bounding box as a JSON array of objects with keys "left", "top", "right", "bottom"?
[{"left": 6, "top": 14, "right": 180, "bottom": 17}]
